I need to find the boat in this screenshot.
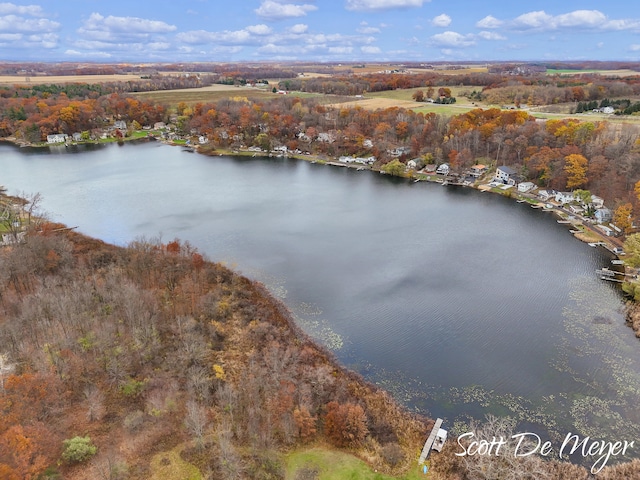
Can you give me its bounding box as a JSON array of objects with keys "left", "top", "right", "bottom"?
[{"left": 611, "top": 259, "right": 624, "bottom": 265}]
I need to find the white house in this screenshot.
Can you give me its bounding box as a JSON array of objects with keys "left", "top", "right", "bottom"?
[
  {"left": 47, "top": 133, "right": 67, "bottom": 144},
  {"left": 436, "top": 163, "right": 450, "bottom": 175},
  {"left": 517, "top": 181, "right": 536, "bottom": 193},
  {"left": 495, "top": 165, "right": 517, "bottom": 185},
  {"left": 590, "top": 195, "right": 605, "bottom": 209},
  {"left": 555, "top": 192, "right": 575, "bottom": 204},
  {"left": 538, "top": 189, "right": 555, "bottom": 201},
  {"left": 406, "top": 159, "right": 417, "bottom": 170},
  {"left": 198, "top": 136, "right": 208, "bottom": 145},
  {"left": 114, "top": 120, "right": 127, "bottom": 130}
]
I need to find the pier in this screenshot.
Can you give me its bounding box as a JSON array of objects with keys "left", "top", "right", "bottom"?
[{"left": 419, "top": 418, "right": 444, "bottom": 464}]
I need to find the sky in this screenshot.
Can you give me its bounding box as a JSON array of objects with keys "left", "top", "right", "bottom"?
[{"left": 1, "top": 0, "right": 639, "bottom": 63}]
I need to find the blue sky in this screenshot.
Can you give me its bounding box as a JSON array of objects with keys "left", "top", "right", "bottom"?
[{"left": 1, "top": 0, "right": 639, "bottom": 63}]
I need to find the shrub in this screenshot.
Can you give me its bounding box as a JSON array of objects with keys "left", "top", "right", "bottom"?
[{"left": 61, "top": 436, "right": 97, "bottom": 463}]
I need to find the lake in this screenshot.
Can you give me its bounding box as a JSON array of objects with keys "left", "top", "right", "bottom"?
[{"left": 2, "top": 140, "right": 639, "bottom": 452}]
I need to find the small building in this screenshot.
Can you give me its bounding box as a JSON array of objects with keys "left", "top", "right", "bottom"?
[
  {"left": 389, "top": 146, "right": 411, "bottom": 157},
  {"left": 154, "top": 122, "right": 166, "bottom": 130},
  {"left": 517, "top": 181, "right": 536, "bottom": 193},
  {"left": 595, "top": 208, "right": 612, "bottom": 224},
  {"left": 555, "top": 192, "right": 575, "bottom": 205},
  {"left": 72, "top": 132, "right": 83, "bottom": 142},
  {"left": 406, "top": 159, "right": 417, "bottom": 170},
  {"left": 590, "top": 195, "right": 605, "bottom": 209},
  {"left": 422, "top": 164, "right": 437, "bottom": 174},
  {"left": 114, "top": 120, "right": 127, "bottom": 130},
  {"left": 469, "top": 164, "right": 488, "bottom": 178},
  {"left": 47, "top": 133, "right": 67, "bottom": 144},
  {"left": 495, "top": 165, "right": 517, "bottom": 185},
  {"left": 598, "top": 225, "right": 614, "bottom": 236},
  {"left": 432, "top": 428, "right": 448, "bottom": 453},
  {"left": 538, "top": 189, "right": 555, "bottom": 201},
  {"left": 436, "top": 163, "right": 450, "bottom": 175}
]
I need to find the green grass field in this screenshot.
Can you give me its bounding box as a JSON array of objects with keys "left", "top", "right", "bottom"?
[{"left": 285, "top": 448, "right": 429, "bottom": 480}]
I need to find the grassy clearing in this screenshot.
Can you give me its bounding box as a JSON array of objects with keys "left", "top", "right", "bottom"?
[
  {"left": 285, "top": 447, "right": 429, "bottom": 480},
  {"left": 149, "top": 444, "right": 202, "bottom": 480}
]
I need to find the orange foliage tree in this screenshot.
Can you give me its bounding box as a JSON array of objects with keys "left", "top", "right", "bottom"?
[{"left": 324, "top": 401, "right": 368, "bottom": 448}]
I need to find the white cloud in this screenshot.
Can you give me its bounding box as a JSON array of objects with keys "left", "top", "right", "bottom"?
[
  {"left": 329, "top": 46, "right": 353, "bottom": 54},
  {"left": 289, "top": 23, "right": 308, "bottom": 34},
  {"left": 630, "top": 44, "right": 640, "bottom": 51},
  {"left": 255, "top": 1, "right": 318, "bottom": 20},
  {"left": 81, "top": 13, "right": 176, "bottom": 35},
  {"left": 358, "top": 26, "right": 381, "bottom": 34},
  {"left": 0, "top": 14, "right": 59, "bottom": 33},
  {"left": 345, "top": 0, "right": 428, "bottom": 11},
  {"left": 430, "top": 31, "right": 475, "bottom": 48},
  {"left": 361, "top": 45, "right": 382, "bottom": 53},
  {"left": 494, "top": 9, "right": 640, "bottom": 32},
  {"left": 0, "top": 3, "right": 44, "bottom": 17},
  {"left": 477, "top": 31, "right": 505, "bottom": 41},
  {"left": 177, "top": 29, "right": 253, "bottom": 45},
  {"left": 246, "top": 24, "right": 272, "bottom": 35},
  {"left": 432, "top": 14, "right": 451, "bottom": 28},
  {"left": 476, "top": 15, "right": 502, "bottom": 29},
  {"left": 513, "top": 11, "right": 553, "bottom": 29}
]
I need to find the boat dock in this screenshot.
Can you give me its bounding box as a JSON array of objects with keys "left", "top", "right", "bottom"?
[{"left": 419, "top": 418, "right": 443, "bottom": 464}]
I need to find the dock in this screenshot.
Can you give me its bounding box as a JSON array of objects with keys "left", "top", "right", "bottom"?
[{"left": 419, "top": 418, "right": 443, "bottom": 464}]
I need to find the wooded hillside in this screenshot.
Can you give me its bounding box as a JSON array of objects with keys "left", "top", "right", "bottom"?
[{"left": 0, "top": 224, "right": 427, "bottom": 479}]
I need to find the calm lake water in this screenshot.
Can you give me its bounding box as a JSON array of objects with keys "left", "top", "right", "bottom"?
[{"left": 2, "top": 140, "right": 640, "bottom": 453}]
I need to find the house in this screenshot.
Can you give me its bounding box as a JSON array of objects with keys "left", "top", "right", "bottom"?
[
  {"left": 569, "top": 205, "right": 584, "bottom": 215},
  {"left": 495, "top": 165, "right": 517, "bottom": 185},
  {"left": 595, "top": 208, "right": 612, "bottom": 224},
  {"left": 422, "top": 164, "right": 437, "bottom": 174},
  {"left": 389, "top": 146, "right": 411, "bottom": 157},
  {"left": 114, "top": 120, "right": 127, "bottom": 130},
  {"left": 198, "top": 136, "right": 208, "bottom": 145},
  {"left": 517, "top": 181, "right": 536, "bottom": 193},
  {"left": 317, "top": 132, "right": 335, "bottom": 143},
  {"left": 590, "top": 195, "right": 605, "bottom": 209},
  {"left": 406, "top": 159, "right": 417, "bottom": 170},
  {"left": 436, "top": 163, "right": 450, "bottom": 175},
  {"left": 469, "top": 164, "right": 488, "bottom": 178},
  {"left": 72, "top": 132, "right": 83, "bottom": 142},
  {"left": 47, "top": 133, "right": 67, "bottom": 144},
  {"left": 538, "top": 189, "right": 555, "bottom": 201},
  {"left": 363, "top": 139, "right": 373, "bottom": 148},
  {"left": 154, "top": 122, "right": 166, "bottom": 130},
  {"left": 555, "top": 192, "right": 575, "bottom": 205}
]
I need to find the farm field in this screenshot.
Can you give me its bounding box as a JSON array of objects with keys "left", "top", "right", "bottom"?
[
  {"left": 546, "top": 68, "right": 640, "bottom": 76},
  {"left": 132, "top": 84, "right": 279, "bottom": 105},
  {"left": 0, "top": 74, "right": 146, "bottom": 85}
]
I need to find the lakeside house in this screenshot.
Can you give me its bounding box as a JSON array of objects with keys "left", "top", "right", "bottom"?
[
  {"left": 555, "top": 192, "right": 575, "bottom": 205},
  {"left": 495, "top": 165, "right": 517, "bottom": 185},
  {"left": 436, "top": 163, "right": 450, "bottom": 175},
  {"left": 517, "top": 181, "right": 536, "bottom": 193},
  {"left": 469, "top": 164, "right": 488, "bottom": 178},
  {"left": 47, "top": 133, "right": 67, "bottom": 144},
  {"left": 595, "top": 208, "right": 613, "bottom": 224}
]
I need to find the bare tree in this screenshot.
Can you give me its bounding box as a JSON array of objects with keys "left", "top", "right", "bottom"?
[{"left": 185, "top": 400, "right": 209, "bottom": 448}]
